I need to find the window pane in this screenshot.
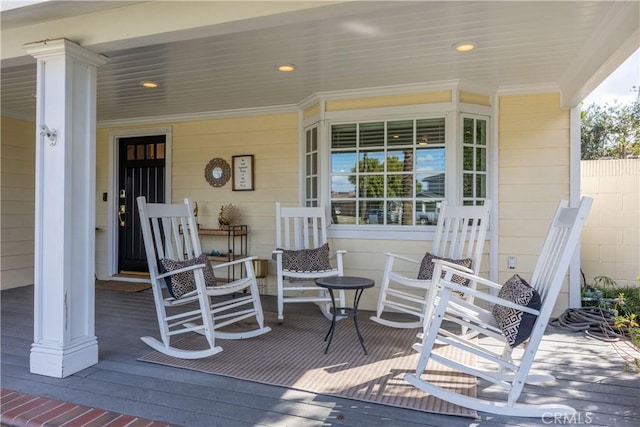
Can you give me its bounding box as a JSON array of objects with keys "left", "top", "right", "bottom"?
[
  {"left": 415, "top": 201, "right": 440, "bottom": 225},
  {"left": 416, "top": 173, "right": 445, "bottom": 197},
  {"left": 360, "top": 174, "right": 385, "bottom": 198},
  {"left": 359, "top": 151, "right": 385, "bottom": 173},
  {"left": 386, "top": 150, "right": 408, "bottom": 172},
  {"left": 146, "top": 144, "right": 155, "bottom": 159},
  {"left": 332, "top": 124, "right": 356, "bottom": 148},
  {"left": 306, "top": 129, "right": 312, "bottom": 152},
  {"left": 416, "top": 118, "right": 445, "bottom": 145},
  {"left": 332, "top": 152, "right": 356, "bottom": 174},
  {"left": 387, "top": 120, "right": 413, "bottom": 146},
  {"left": 127, "top": 145, "right": 135, "bottom": 160},
  {"left": 360, "top": 201, "right": 384, "bottom": 224},
  {"left": 386, "top": 200, "right": 404, "bottom": 225},
  {"left": 310, "top": 152, "right": 317, "bottom": 175},
  {"left": 416, "top": 147, "right": 445, "bottom": 172},
  {"left": 476, "top": 174, "right": 486, "bottom": 197},
  {"left": 463, "top": 173, "right": 473, "bottom": 197},
  {"left": 476, "top": 147, "right": 486, "bottom": 171},
  {"left": 156, "top": 143, "right": 165, "bottom": 159},
  {"left": 359, "top": 122, "right": 384, "bottom": 147},
  {"left": 463, "top": 146, "right": 474, "bottom": 171},
  {"left": 476, "top": 119, "right": 486, "bottom": 146},
  {"left": 311, "top": 127, "right": 318, "bottom": 151},
  {"left": 136, "top": 145, "right": 144, "bottom": 159},
  {"left": 387, "top": 174, "right": 413, "bottom": 198},
  {"left": 463, "top": 118, "right": 474, "bottom": 144},
  {"left": 331, "top": 175, "right": 355, "bottom": 196},
  {"left": 332, "top": 201, "right": 356, "bottom": 224}
]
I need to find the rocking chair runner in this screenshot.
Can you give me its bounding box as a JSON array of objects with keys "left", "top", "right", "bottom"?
[
  {"left": 370, "top": 201, "right": 491, "bottom": 329},
  {"left": 136, "top": 196, "right": 270, "bottom": 359},
  {"left": 273, "top": 203, "right": 346, "bottom": 322},
  {"left": 404, "top": 197, "right": 593, "bottom": 417}
]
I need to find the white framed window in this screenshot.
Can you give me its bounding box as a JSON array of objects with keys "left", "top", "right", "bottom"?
[
  {"left": 462, "top": 115, "right": 489, "bottom": 206},
  {"left": 304, "top": 125, "right": 319, "bottom": 207},
  {"left": 329, "top": 117, "right": 447, "bottom": 226},
  {"left": 300, "top": 101, "right": 492, "bottom": 233}
]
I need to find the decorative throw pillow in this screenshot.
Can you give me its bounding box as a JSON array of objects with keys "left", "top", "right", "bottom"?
[
  {"left": 159, "top": 253, "right": 217, "bottom": 299},
  {"left": 417, "top": 252, "right": 473, "bottom": 286},
  {"left": 275, "top": 243, "right": 332, "bottom": 272},
  {"left": 492, "top": 274, "right": 542, "bottom": 348}
]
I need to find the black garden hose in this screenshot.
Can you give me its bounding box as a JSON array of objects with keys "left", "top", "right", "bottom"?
[{"left": 550, "top": 307, "right": 624, "bottom": 342}]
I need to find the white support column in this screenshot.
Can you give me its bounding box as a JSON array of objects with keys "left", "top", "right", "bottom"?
[
  {"left": 568, "top": 105, "right": 583, "bottom": 308},
  {"left": 24, "top": 39, "right": 108, "bottom": 378}
]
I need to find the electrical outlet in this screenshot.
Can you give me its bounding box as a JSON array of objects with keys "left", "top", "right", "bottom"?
[{"left": 507, "top": 256, "right": 517, "bottom": 269}]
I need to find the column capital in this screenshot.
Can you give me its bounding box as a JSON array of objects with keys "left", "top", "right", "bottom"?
[{"left": 23, "top": 38, "right": 108, "bottom": 66}]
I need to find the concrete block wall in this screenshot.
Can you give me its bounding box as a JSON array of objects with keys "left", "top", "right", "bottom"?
[{"left": 581, "top": 159, "right": 640, "bottom": 288}]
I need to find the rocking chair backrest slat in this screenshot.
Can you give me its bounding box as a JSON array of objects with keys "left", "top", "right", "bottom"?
[
  {"left": 138, "top": 198, "right": 201, "bottom": 275},
  {"left": 276, "top": 203, "right": 328, "bottom": 250},
  {"left": 432, "top": 202, "right": 491, "bottom": 274},
  {"left": 529, "top": 199, "right": 592, "bottom": 310}
]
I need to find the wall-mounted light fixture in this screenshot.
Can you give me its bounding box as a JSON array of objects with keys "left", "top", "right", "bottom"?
[{"left": 40, "top": 124, "right": 57, "bottom": 146}]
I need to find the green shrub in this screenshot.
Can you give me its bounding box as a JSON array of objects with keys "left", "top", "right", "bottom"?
[{"left": 582, "top": 275, "right": 640, "bottom": 350}]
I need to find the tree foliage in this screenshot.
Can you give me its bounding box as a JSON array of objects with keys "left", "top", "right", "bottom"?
[{"left": 581, "top": 94, "right": 640, "bottom": 160}]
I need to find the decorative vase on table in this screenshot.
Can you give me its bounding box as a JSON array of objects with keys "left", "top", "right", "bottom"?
[{"left": 218, "top": 204, "right": 240, "bottom": 230}]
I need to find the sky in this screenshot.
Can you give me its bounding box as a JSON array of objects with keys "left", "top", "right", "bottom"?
[{"left": 583, "top": 49, "right": 639, "bottom": 106}]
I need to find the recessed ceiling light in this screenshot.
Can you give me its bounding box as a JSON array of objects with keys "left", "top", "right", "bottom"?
[
  {"left": 140, "top": 81, "right": 158, "bottom": 88},
  {"left": 277, "top": 64, "right": 296, "bottom": 72},
  {"left": 453, "top": 42, "right": 478, "bottom": 52}
]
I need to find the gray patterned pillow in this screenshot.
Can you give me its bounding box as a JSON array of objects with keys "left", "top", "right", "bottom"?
[
  {"left": 417, "top": 252, "right": 472, "bottom": 286},
  {"left": 492, "top": 274, "right": 541, "bottom": 348},
  {"left": 277, "top": 243, "right": 332, "bottom": 272},
  {"left": 160, "top": 253, "right": 217, "bottom": 299}
]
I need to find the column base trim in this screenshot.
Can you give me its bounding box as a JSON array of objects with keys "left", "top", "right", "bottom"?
[{"left": 30, "top": 336, "right": 98, "bottom": 378}]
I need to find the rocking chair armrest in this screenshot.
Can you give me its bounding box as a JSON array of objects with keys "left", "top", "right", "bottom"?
[
  {"left": 434, "top": 259, "right": 501, "bottom": 290},
  {"left": 438, "top": 259, "right": 474, "bottom": 274},
  {"left": 156, "top": 263, "right": 208, "bottom": 280},
  {"left": 332, "top": 249, "right": 347, "bottom": 260},
  {"left": 212, "top": 255, "right": 257, "bottom": 270},
  {"left": 383, "top": 252, "right": 421, "bottom": 265},
  {"left": 434, "top": 264, "right": 541, "bottom": 316}
]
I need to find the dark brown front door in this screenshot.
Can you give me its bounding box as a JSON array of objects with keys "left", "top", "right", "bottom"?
[{"left": 118, "top": 135, "right": 166, "bottom": 273}]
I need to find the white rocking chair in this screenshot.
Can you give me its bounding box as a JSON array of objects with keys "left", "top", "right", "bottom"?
[
  {"left": 370, "top": 201, "right": 491, "bottom": 329},
  {"left": 273, "top": 203, "right": 346, "bottom": 322},
  {"left": 404, "top": 197, "right": 593, "bottom": 417},
  {"left": 136, "top": 196, "right": 270, "bottom": 359}
]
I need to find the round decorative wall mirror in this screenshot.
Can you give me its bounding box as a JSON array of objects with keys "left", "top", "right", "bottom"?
[{"left": 204, "top": 157, "right": 231, "bottom": 187}]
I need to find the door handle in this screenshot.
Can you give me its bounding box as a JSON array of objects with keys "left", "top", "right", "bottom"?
[{"left": 118, "top": 205, "right": 126, "bottom": 226}]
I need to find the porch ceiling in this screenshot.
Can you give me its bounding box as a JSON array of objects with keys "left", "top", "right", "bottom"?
[{"left": 1, "top": 1, "right": 638, "bottom": 123}]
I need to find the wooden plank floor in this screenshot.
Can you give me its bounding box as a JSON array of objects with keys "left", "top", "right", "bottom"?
[{"left": 2, "top": 285, "right": 639, "bottom": 426}]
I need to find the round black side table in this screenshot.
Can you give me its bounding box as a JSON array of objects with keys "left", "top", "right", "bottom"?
[{"left": 314, "top": 276, "right": 375, "bottom": 355}]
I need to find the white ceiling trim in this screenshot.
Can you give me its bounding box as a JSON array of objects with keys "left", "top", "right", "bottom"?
[
  {"left": 314, "top": 80, "right": 464, "bottom": 102},
  {"left": 496, "top": 83, "right": 561, "bottom": 98},
  {"left": 97, "top": 103, "right": 298, "bottom": 128}
]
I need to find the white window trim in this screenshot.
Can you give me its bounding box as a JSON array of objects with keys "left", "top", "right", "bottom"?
[{"left": 298, "top": 95, "right": 493, "bottom": 241}]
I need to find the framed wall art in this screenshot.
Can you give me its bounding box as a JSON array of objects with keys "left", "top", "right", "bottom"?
[{"left": 232, "top": 154, "right": 254, "bottom": 191}]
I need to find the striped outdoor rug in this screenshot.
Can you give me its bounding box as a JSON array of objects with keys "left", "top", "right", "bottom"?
[{"left": 138, "top": 310, "right": 477, "bottom": 418}]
